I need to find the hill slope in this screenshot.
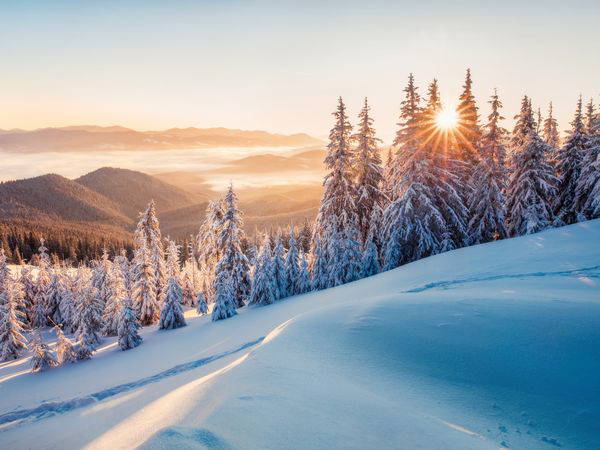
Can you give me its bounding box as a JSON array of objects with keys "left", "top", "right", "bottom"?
[
  {"left": 0, "top": 174, "right": 131, "bottom": 226},
  {"left": 1, "top": 221, "right": 599, "bottom": 449},
  {"left": 76, "top": 167, "right": 201, "bottom": 219}
]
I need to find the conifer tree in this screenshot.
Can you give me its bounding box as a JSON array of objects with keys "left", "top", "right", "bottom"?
[
  {"left": 285, "top": 227, "right": 300, "bottom": 296},
  {"left": 310, "top": 238, "right": 328, "bottom": 291},
  {"left": 543, "top": 101, "right": 561, "bottom": 150},
  {"left": 361, "top": 232, "right": 380, "bottom": 278},
  {"left": 297, "top": 252, "right": 311, "bottom": 295},
  {"left": 54, "top": 325, "right": 76, "bottom": 365},
  {"left": 574, "top": 112, "right": 600, "bottom": 220},
  {"left": 32, "top": 241, "right": 51, "bottom": 328},
  {"left": 75, "top": 285, "right": 102, "bottom": 359},
  {"left": 584, "top": 98, "right": 596, "bottom": 135},
  {"left": 467, "top": 89, "right": 508, "bottom": 244},
  {"left": 196, "top": 200, "right": 224, "bottom": 303},
  {"left": 554, "top": 97, "right": 587, "bottom": 225},
  {"left": 455, "top": 68, "right": 482, "bottom": 168},
  {"left": 312, "top": 97, "right": 361, "bottom": 288},
  {"left": 352, "top": 98, "right": 384, "bottom": 243},
  {"left": 506, "top": 108, "right": 557, "bottom": 236},
  {"left": 249, "top": 236, "right": 277, "bottom": 306},
  {"left": 215, "top": 186, "right": 251, "bottom": 308},
  {"left": 19, "top": 266, "right": 36, "bottom": 328},
  {"left": 0, "top": 277, "right": 27, "bottom": 360},
  {"left": 298, "top": 220, "right": 312, "bottom": 253},
  {"left": 30, "top": 331, "right": 57, "bottom": 372},
  {"left": 272, "top": 236, "right": 287, "bottom": 299},
  {"left": 118, "top": 295, "right": 142, "bottom": 351},
  {"left": 45, "top": 266, "right": 64, "bottom": 327},
  {"left": 138, "top": 201, "right": 167, "bottom": 304},
  {"left": 58, "top": 272, "right": 76, "bottom": 333},
  {"left": 132, "top": 236, "right": 159, "bottom": 326},
  {"left": 0, "top": 248, "right": 9, "bottom": 297},
  {"left": 211, "top": 272, "right": 237, "bottom": 321},
  {"left": 102, "top": 264, "right": 126, "bottom": 336},
  {"left": 115, "top": 249, "right": 133, "bottom": 293},
  {"left": 159, "top": 275, "right": 186, "bottom": 330},
  {"left": 196, "top": 291, "right": 208, "bottom": 315}
]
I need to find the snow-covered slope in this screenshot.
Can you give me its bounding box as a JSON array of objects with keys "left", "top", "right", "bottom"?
[{"left": 1, "top": 221, "right": 599, "bottom": 449}]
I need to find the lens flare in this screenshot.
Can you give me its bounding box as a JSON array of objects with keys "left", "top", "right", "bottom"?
[{"left": 435, "top": 107, "right": 458, "bottom": 130}]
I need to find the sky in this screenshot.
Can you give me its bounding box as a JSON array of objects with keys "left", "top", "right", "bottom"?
[{"left": 1, "top": 0, "right": 599, "bottom": 143}]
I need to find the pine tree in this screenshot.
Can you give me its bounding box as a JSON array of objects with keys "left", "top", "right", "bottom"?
[
  {"left": 249, "top": 236, "right": 277, "bottom": 306},
  {"left": 211, "top": 272, "right": 237, "bottom": 321},
  {"left": 361, "top": 232, "right": 380, "bottom": 278},
  {"left": 54, "top": 325, "right": 76, "bottom": 365},
  {"left": 19, "top": 266, "right": 36, "bottom": 328},
  {"left": 584, "top": 98, "right": 596, "bottom": 135},
  {"left": 0, "top": 277, "right": 27, "bottom": 360},
  {"left": 574, "top": 112, "right": 600, "bottom": 220},
  {"left": 75, "top": 284, "right": 103, "bottom": 359},
  {"left": 102, "top": 264, "right": 125, "bottom": 336},
  {"left": 506, "top": 131, "right": 557, "bottom": 236},
  {"left": 30, "top": 331, "right": 57, "bottom": 372},
  {"left": 392, "top": 73, "right": 421, "bottom": 180},
  {"left": 383, "top": 79, "right": 467, "bottom": 268},
  {"left": 297, "top": 252, "right": 311, "bottom": 294},
  {"left": 0, "top": 248, "right": 9, "bottom": 297},
  {"left": 310, "top": 237, "right": 328, "bottom": 291},
  {"left": 138, "top": 201, "right": 167, "bottom": 304},
  {"left": 352, "top": 98, "right": 384, "bottom": 243},
  {"left": 196, "top": 291, "right": 208, "bottom": 315},
  {"left": 118, "top": 295, "right": 142, "bottom": 351},
  {"left": 511, "top": 95, "right": 536, "bottom": 149},
  {"left": 455, "top": 68, "right": 482, "bottom": 168},
  {"left": 115, "top": 249, "right": 133, "bottom": 293},
  {"left": 159, "top": 275, "right": 186, "bottom": 330},
  {"left": 215, "top": 186, "right": 251, "bottom": 308},
  {"left": 285, "top": 227, "right": 300, "bottom": 296},
  {"left": 312, "top": 97, "right": 361, "bottom": 289},
  {"left": 298, "top": 220, "right": 312, "bottom": 253},
  {"left": 554, "top": 97, "right": 587, "bottom": 225},
  {"left": 32, "top": 240, "right": 51, "bottom": 328},
  {"left": 467, "top": 89, "right": 508, "bottom": 244},
  {"left": 58, "top": 272, "right": 76, "bottom": 333},
  {"left": 272, "top": 236, "right": 287, "bottom": 299},
  {"left": 132, "top": 236, "right": 159, "bottom": 326},
  {"left": 543, "top": 102, "right": 560, "bottom": 149},
  {"left": 45, "top": 266, "right": 64, "bottom": 327},
  {"left": 196, "top": 200, "right": 224, "bottom": 303}
]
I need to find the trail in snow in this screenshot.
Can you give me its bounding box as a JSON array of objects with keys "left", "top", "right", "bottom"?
[
  {"left": 0, "top": 337, "right": 264, "bottom": 431},
  {"left": 402, "top": 265, "right": 600, "bottom": 293}
]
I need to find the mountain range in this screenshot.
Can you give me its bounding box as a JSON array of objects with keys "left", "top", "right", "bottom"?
[
  {"left": 0, "top": 167, "right": 322, "bottom": 247},
  {"left": 0, "top": 126, "right": 323, "bottom": 153}
]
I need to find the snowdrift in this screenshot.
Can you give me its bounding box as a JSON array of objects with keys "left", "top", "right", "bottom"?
[{"left": 1, "top": 221, "right": 599, "bottom": 449}]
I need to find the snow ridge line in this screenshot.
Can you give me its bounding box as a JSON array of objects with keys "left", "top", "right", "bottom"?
[
  {"left": 0, "top": 336, "right": 265, "bottom": 430},
  {"left": 402, "top": 265, "right": 600, "bottom": 293}
]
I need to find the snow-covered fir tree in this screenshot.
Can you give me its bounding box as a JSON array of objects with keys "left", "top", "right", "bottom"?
[
  {"left": 467, "top": 89, "right": 508, "bottom": 244},
  {"left": 159, "top": 275, "right": 186, "bottom": 330},
  {"left": 196, "top": 291, "right": 208, "bottom": 315},
  {"left": 118, "top": 295, "right": 142, "bottom": 351},
  {"left": 211, "top": 272, "right": 237, "bottom": 321},
  {"left": 554, "top": 97, "right": 587, "bottom": 225},
  {"left": 115, "top": 249, "right": 133, "bottom": 293},
  {"left": 196, "top": 200, "right": 224, "bottom": 303},
  {"left": 391, "top": 73, "right": 421, "bottom": 192},
  {"left": 285, "top": 227, "right": 300, "bottom": 296},
  {"left": 19, "top": 266, "right": 36, "bottom": 327},
  {"left": 54, "top": 325, "right": 76, "bottom": 365},
  {"left": 574, "top": 108, "right": 600, "bottom": 220},
  {"left": 249, "top": 235, "right": 277, "bottom": 307},
  {"left": 102, "top": 263, "right": 126, "bottom": 336},
  {"left": 272, "top": 235, "right": 287, "bottom": 299},
  {"left": 138, "top": 200, "right": 167, "bottom": 304},
  {"left": 352, "top": 97, "right": 384, "bottom": 243},
  {"left": 58, "top": 272, "right": 77, "bottom": 333},
  {"left": 32, "top": 241, "right": 51, "bottom": 327},
  {"left": 383, "top": 79, "right": 467, "bottom": 268},
  {"left": 45, "top": 265, "right": 64, "bottom": 327},
  {"left": 297, "top": 252, "right": 311, "bottom": 295},
  {"left": 75, "top": 283, "right": 103, "bottom": 360},
  {"left": 543, "top": 102, "right": 561, "bottom": 149},
  {"left": 91, "top": 249, "right": 113, "bottom": 320},
  {"left": 310, "top": 237, "right": 328, "bottom": 291},
  {"left": 312, "top": 97, "right": 361, "bottom": 289},
  {"left": 182, "top": 244, "right": 200, "bottom": 307},
  {"left": 30, "top": 331, "right": 57, "bottom": 372},
  {"left": 298, "top": 220, "right": 312, "bottom": 253},
  {"left": 506, "top": 101, "right": 557, "bottom": 236},
  {"left": 455, "top": 68, "right": 482, "bottom": 169},
  {"left": 0, "top": 276, "right": 27, "bottom": 361},
  {"left": 214, "top": 186, "right": 251, "bottom": 308},
  {"left": 132, "top": 233, "right": 159, "bottom": 326},
  {"left": 0, "top": 248, "right": 9, "bottom": 296},
  {"left": 361, "top": 232, "right": 380, "bottom": 278},
  {"left": 584, "top": 98, "right": 596, "bottom": 135}
]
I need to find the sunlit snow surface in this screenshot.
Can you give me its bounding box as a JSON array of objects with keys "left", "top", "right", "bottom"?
[{"left": 1, "top": 221, "right": 599, "bottom": 449}]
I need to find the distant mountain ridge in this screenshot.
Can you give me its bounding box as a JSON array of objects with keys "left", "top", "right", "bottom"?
[{"left": 0, "top": 125, "right": 323, "bottom": 153}]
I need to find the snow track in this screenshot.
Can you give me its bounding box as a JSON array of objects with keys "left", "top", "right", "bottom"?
[
  {"left": 403, "top": 265, "right": 600, "bottom": 293},
  {"left": 0, "top": 337, "right": 264, "bottom": 430}
]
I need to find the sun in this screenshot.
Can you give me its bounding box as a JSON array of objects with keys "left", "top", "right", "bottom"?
[{"left": 435, "top": 107, "right": 458, "bottom": 130}]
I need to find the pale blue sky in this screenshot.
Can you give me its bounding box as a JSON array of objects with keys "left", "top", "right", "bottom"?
[{"left": 1, "top": 0, "right": 598, "bottom": 142}]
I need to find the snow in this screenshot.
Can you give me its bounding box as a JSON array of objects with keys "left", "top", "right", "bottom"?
[{"left": 2, "top": 220, "right": 600, "bottom": 449}]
